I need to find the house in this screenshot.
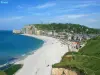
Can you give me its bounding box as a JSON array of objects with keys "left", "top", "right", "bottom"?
[
  {"left": 58, "top": 34, "right": 66, "bottom": 39},
  {"left": 73, "top": 34, "right": 83, "bottom": 41},
  {"left": 45, "top": 30, "right": 57, "bottom": 36},
  {"left": 83, "top": 34, "right": 90, "bottom": 40},
  {"left": 71, "top": 41, "right": 80, "bottom": 50},
  {"left": 52, "top": 32, "right": 58, "bottom": 38},
  {"left": 89, "top": 34, "right": 98, "bottom": 38},
  {"left": 67, "top": 33, "right": 73, "bottom": 41},
  {"left": 47, "top": 31, "right": 53, "bottom": 36},
  {"left": 35, "top": 30, "right": 45, "bottom": 35},
  {"left": 36, "top": 30, "right": 41, "bottom": 35}
]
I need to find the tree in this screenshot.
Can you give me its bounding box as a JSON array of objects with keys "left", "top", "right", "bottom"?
[{"left": 34, "top": 23, "right": 100, "bottom": 34}]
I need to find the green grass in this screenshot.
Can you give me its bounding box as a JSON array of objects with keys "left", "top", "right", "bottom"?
[
  {"left": 0, "top": 71, "right": 7, "bottom": 75},
  {"left": 53, "top": 36, "right": 100, "bottom": 75},
  {"left": 79, "top": 36, "right": 100, "bottom": 57},
  {"left": 4, "top": 64, "right": 22, "bottom": 75}
]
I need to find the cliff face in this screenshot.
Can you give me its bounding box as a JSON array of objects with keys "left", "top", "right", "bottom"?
[
  {"left": 51, "top": 68, "right": 80, "bottom": 75},
  {"left": 13, "top": 30, "right": 21, "bottom": 34}
]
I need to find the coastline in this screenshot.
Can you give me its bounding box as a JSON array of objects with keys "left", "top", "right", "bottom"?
[
  {"left": 0, "top": 34, "right": 44, "bottom": 68},
  {"left": 15, "top": 34, "right": 68, "bottom": 75}
]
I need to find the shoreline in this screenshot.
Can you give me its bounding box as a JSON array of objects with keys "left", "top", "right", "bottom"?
[
  {"left": 15, "top": 34, "right": 68, "bottom": 75},
  {"left": 0, "top": 33, "right": 44, "bottom": 67},
  {"left": 0, "top": 34, "right": 44, "bottom": 67}
]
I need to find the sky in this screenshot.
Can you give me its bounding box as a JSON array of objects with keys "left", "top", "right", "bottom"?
[{"left": 0, "top": 0, "right": 100, "bottom": 30}]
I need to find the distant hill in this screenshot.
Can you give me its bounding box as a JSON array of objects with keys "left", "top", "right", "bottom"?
[{"left": 31, "top": 23, "right": 100, "bottom": 34}]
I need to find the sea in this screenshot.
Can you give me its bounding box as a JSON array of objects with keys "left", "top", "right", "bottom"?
[{"left": 0, "top": 30, "right": 44, "bottom": 65}]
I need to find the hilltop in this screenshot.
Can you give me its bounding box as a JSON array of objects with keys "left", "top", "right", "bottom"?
[{"left": 33, "top": 23, "right": 100, "bottom": 34}]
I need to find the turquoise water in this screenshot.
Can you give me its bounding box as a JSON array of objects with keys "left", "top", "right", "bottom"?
[{"left": 0, "top": 31, "right": 44, "bottom": 65}]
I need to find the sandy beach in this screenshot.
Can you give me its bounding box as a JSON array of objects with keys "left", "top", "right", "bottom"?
[{"left": 15, "top": 34, "right": 68, "bottom": 75}]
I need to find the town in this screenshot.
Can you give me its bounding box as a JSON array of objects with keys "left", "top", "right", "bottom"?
[{"left": 13, "top": 23, "right": 99, "bottom": 52}]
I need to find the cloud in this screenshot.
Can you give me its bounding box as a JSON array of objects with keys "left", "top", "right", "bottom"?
[
  {"left": 36, "top": 2, "right": 56, "bottom": 9},
  {"left": 9, "top": 16, "right": 24, "bottom": 20},
  {"left": 88, "top": 19, "right": 98, "bottom": 22},
  {"left": 17, "top": 5, "right": 23, "bottom": 9},
  {"left": 23, "top": 2, "right": 56, "bottom": 12},
  {"left": 57, "top": 14, "right": 88, "bottom": 19},
  {"left": 0, "top": 16, "right": 24, "bottom": 22},
  {"left": 46, "top": 1, "right": 100, "bottom": 14},
  {"left": 47, "top": 14, "right": 88, "bottom": 23},
  {"left": 56, "top": 8, "right": 78, "bottom": 13},
  {"left": 53, "top": 1, "right": 100, "bottom": 14},
  {"left": 74, "top": 4, "right": 91, "bottom": 8},
  {"left": 74, "top": 2, "right": 100, "bottom": 8},
  {"left": 0, "top": 0, "right": 8, "bottom": 4},
  {"left": 66, "top": 1, "right": 99, "bottom": 11},
  {"left": 33, "top": 13, "right": 42, "bottom": 16},
  {"left": 68, "top": 14, "right": 88, "bottom": 18}
]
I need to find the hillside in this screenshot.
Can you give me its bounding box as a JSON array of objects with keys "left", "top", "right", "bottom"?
[
  {"left": 33, "top": 23, "right": 100, "bottom": 34},
  {"left": 53, "top": 36, "right": 100, "bottom": 75},
  {"left": 79, "top": 37, "right": 100, "bottom": 57}
]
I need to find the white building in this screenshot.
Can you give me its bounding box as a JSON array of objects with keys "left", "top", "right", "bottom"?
[{"left": 67, "top": 33, "right": 73, "bottom": 41}]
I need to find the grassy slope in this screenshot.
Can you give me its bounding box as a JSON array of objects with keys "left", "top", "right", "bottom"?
[
  {"left": 79, "top": 37, "right": 100, "bottom": 57},
  {"left": 1, "top": 64, "right": 22, "bottom": 75},
  {"left": 0, "top": 71, "right": 7, "bottom": 75},
  {"left": 53, "top": 37, "right": 100, "bottom": 75}
]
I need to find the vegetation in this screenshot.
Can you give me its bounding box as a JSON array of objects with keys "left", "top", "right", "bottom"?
[
  {"left": 79, "top": 36, "right": 100, "bottom": 57},
  {"left": 4, "top": 64, "right": 22, "bottom": 75},
  {"left": 53, "top": 36, "right": 100, "bottom": 75},
  {"left": 0, "top": 71, "right": 7, "bottom": 75},
  {"left": 0, "top": 64, "right": 22, "bottom": 75},
  {"left": 33, "top": 23, "right": 100, "bottom": 34}
]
